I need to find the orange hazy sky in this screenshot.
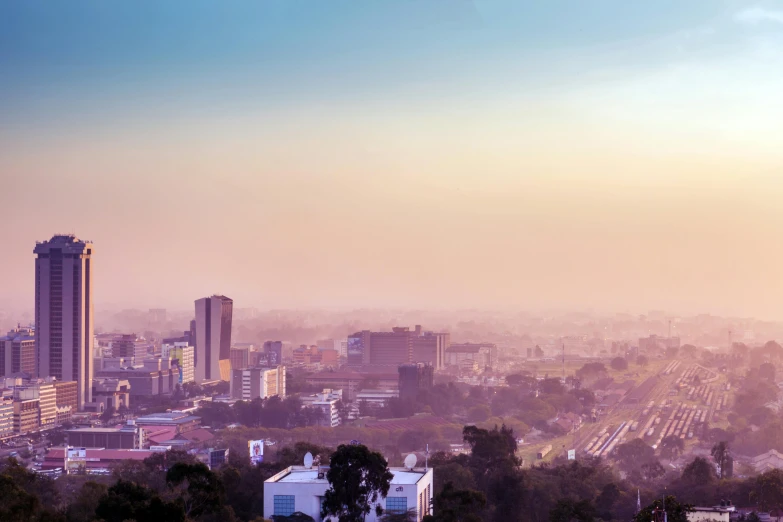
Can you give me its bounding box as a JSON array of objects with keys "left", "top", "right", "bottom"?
[{"left": 3, "top": 2, "right": 783, "bottom": 317}]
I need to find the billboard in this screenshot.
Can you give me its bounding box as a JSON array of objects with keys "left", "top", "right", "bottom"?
[
  {"left": 567, "top": 449, "right": 576, "bottom": 460},
  {"left": 67, "top": 448, "right": 87, "bottom": 459},
  {"left": 249, "top": 439, "right": 264, "bottom": 464}
]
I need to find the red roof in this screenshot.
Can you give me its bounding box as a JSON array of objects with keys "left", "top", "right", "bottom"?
[
  {"left": 146, "top": 427, "right": 178, "bottom": 444},
  {"left": 180, "top": 428, "right": 214, "bottom": 443},
  {"left": 46, "top": 448, "right": 154, "bottom": 461},
  {"left": 308, "top": 371, "right": 398, "bottom": 380}
]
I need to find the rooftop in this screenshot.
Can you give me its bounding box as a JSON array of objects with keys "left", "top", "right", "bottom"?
[{"left": 270, "top": 466, "right": 430, "bottom": 485}]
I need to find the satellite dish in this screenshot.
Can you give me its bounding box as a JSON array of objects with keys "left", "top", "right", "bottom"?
[
  {"left": 304, "top": 452, "right": 314, "bottom": 469},
  {"left": 404, "top": 453, "right": 417, "bottom": 470}
]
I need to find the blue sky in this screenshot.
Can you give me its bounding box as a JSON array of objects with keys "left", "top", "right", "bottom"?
[{"left": 3, "top": 1, "right": 783, "bottom": 316}]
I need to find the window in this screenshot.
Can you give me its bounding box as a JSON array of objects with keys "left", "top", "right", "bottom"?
[
  {"left": 273, "top": 495, "right": 295, "bottom": 517},
  {"left": 386, "top": 497, "right": 407, "bottom": 514}
]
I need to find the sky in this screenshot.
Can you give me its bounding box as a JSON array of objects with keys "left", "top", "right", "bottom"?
[{"left": 2, "top": 1, "right": 783, "bottom": 317}]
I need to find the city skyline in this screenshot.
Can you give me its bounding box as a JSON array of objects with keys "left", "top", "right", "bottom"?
[{"left": 4, "top": 2, "right": 783, "bottom": 318}]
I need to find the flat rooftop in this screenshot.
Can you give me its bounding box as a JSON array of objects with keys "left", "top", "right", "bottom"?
[{"left": 270, "top": 466, "right": 430, "bottom": 485}]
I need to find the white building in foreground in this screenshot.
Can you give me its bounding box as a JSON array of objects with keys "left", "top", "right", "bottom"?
[{"left": 264, "top": 465, "right": 433, "bottom": 521}]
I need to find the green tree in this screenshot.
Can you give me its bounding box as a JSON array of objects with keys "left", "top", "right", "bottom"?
[
  {"left": 759, "top": 363, "right": 776, "bottom": 381},
  {"left": 66, "top": 481, "right": 108, "bottom": 522},
  {"left": 754, "top": 469, "right": 783, "bottom": 513},
  {"left": 711, "top": 441, "right": 731, "bottom": 479},
  {"left": 428, "top": 482, "right": 486, "bottom": 522},
  {"left": 99, "top": 406, "right": 116, "bottom": 423},
  {"left": 615, "top": 439, "right": 655, "bottom": 473},
  {"left": 321, "top": 444, "right": 393, "bottom": 522},
  {"left": 681, "top": 457, "right": 716, "bottom": 485},
  {"left": 166, "top": 462, "right": 226, "bottom": 520},
  {"left": 467, "top": 405, "right": 491, "bottom": 423},
  {"left": 379, "top": 508, "right": 418, "bottom": 522},
  {"left": 0, "top": 474, "right": 40, "bottom": 522},
  {"left": 636, "top": 355, "right": 649, "bottom": 366},
  {"left": 610, "top": 358, "right": 628, "bottom": 371},
  {"left": 95, "top": 480, "right": 185, "bottom": 522},
  {"left": 660, "top": 436, "right": 685, "bottom": 460},
  {"left": 463, "top": 425, "right": 518, "bottom": 466},
  {"left": 634, "top": 496, "right": 691, "bottom": 522},
  {"left": 549, "top": 498, "right": 596, "bottom": 522}
]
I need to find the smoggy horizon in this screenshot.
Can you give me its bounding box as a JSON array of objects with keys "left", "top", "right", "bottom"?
[{"left": 3, "top": 2, "right": 783, "bottom": 319}]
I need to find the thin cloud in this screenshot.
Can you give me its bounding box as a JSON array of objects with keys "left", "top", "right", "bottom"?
[{"left": 735, "top": 7, "right": 783, "bottom": 24}]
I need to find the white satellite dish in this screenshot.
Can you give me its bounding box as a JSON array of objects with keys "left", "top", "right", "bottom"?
[
  {"left": 404, "top": 453, "right": 417, "bottom": 470},
  {"left": 304, "top": 452, "right": 314, "bottom": 469}
]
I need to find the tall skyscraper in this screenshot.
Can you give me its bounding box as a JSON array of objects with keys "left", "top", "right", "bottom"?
[
  {"left": 34, "top": 235, "right": 94, "bottom": 409},
  {"left": 194, "top": 295, "right": 233, "bottom": 382}
]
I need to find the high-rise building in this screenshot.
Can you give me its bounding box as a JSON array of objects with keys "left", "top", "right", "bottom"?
[
  {"left": 1, "top": 325, "right": 36, "bottom": 377},
  {"left": 398, "top": 363, "right": 434, "bottom": 401},
  {"left": 34, "top": 234, "right": 94, "bottom": 409},
  {"left": 230, "top": 366, "right": 286, "bottom": 401},
  {"left": 194, "top": 295, "right": 233, "bottom": 383},
  {"left": 111, "top": 334, "right": 150, "bottom": 364}
]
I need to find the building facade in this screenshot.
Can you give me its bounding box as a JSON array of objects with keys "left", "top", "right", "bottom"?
[
  {"left": 54, "top": 380, "right": 78, "bottom": 413},
  {"left": 263, "top": 341, "right": 284, "bottom": 366},
  {"left": 162, "top": 342, "right": 195, "bottom": 384},
  {"left": 1, "top": 325, "right": 36, "bottom": 377},
  {"left": 34, "top": 234, "right": 94, "bottom": 409},
  {"left": 195, "top": 295, "right": 233, "bottom": 383},
  {"left": 264, "top": 466, "right": 433, "bottom": 522},
  {"left": 411, "top": 328, "right": 449, "bottom": 370},
  {"left": 398, "top": 363, "right": 434, "bottom": 401},
  {"left": 0, "top": 391, "right": 14, "bottom": 439},
  {"left": 230, "top": 366, "right": 286, "bottom": 401},
  {"left": 229, "top": 347, "right": 250, "bottom": 370},
  {"left": 92, "top": 379, "right": 131, "bottom": 411},
  {"left": 67, "top": 422, "right": 145, "bottom": 449},
  {"left": 445, "top": 343, "right": 497, "bottom": 370},
  {"left": 348, "top": 326, "right": 449, "bottom": 369},
  {"left": 300, "top": 389, "right": 342, "bottom": 427},
  {"left": 13, "top": 398, "right": 40, "bottom": 433}
]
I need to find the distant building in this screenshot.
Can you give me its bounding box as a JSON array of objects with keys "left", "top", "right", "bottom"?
[
  {"left": 411, "top": 326, "right": 449, "bottom": 370},
  {"left": 230, "top": 347, "right": 250, "bottom": 370},
  {"left": 306, "top": 370, "right": 398, "bottom": 401},
  {"left": 347, "top": 327, "right": 449, "bottom": 369},
  {"left": 230, "top": 366, "right": 286, "bottom": 401},
  {"left": 34, "top": 234, "right": 95, "bottom": 409},
  {"left": 1, "top": 325, "right": 36, "bottom": 377},
  {"left": 355, "top": 388, "right": 398, "bottom": 406},
  {"left": 96, "top": 358, "right": 177, "bottom": 397},
  {"left": 195, "top": 295, "right": 233, "bottom": 382},
  {"left": 162, "top": 342, "right": 195, "bottom": 384},
  {"left": 92, "top": 379, "right": 131, "bottom": 411},
  {"left": 398, "top": 363, "right": 434, "bottom": 401},
  {"left": 67, "top": 421, "right": 145, "bottom": 449},
  {"left": 638, "top": 335, "right": 680, "bottom": 352},
  {"left": 445, "top": 343, "right": 497, "bottom": 370},
  {"left": 300, "top": 389, "right": 342, "bottom": 427},
  {"left": 263, "top": 341, "right": 284, "bottom": 366},
  {"left": 135, "top": 411, "right": 201, "bottom": 432},
  {"left": 111, "top": 335, "right": 151, "bottom": 364}
]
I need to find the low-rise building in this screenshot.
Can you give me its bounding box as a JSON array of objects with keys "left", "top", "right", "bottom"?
[
  {"left": 306, "top": 371, "right": 398, "bottom": 401},
  {"left": 96, "top": 358, "right": 177, "bottom": 397},
  {"left": 54, "top": 381, "right": 78, "bottom": 413},
  {"left": 264, "top": 466, "right": 433, "bottom": 521},
  {"left": 135, "top": 411, "right": 201, "bottom": 432},
  {"left": 42, "top": 447, "right": 157, "bottom": 472},
  {"left": 0, "top": 390, "right": 14, "bottom": 439},
  {"left": 13, "top": 398, "right": 39, "bottom": 433},
  {"left": 67, "top": 420, "right": 146, "bottom": 449},
  {"left": 230, "top": 366, "right": 286, "bottom": 401},
  {"left": 300, "top": 389, "right": 342, "bottom": 427},
  {"left": 445, "top": 343, "right": 497, "bottom": 370},
  {"left": 92, "top": 379, "right": 131, "bottom": 411}
]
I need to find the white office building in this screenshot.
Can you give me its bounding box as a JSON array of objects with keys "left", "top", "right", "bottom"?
[
  {"left": 264, "top": 466, "right": 433, "bottom": 522},
  {"left": 162, "top": 342, "right": 195, "bottom": 384},
  {"left": 300, "top": 389, "right": 342, "bottom": 428}
]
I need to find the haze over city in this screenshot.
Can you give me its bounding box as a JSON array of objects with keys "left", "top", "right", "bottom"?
[{"left": 4, "top": 1, "right": 783, "bottom": 317}]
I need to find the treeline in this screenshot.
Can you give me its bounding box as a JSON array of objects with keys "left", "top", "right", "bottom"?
[
  {"left": 198, "top": 396, "right": 327, "bottom": 429},
  {"left": 4, "top": 424, "right": 783, "bottom": 522}
]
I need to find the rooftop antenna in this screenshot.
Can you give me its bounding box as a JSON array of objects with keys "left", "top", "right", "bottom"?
[
  {"left": 425, "top": 444, "right": 430, "bottom": 470},
  {"left": 636, "top": 489, "right": 641, "bottom": 514},
  {"left": 668, "top": 320, "right": 672, "bottom": 339}
]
